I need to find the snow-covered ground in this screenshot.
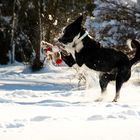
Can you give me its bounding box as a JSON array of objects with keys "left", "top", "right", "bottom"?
[{"left": 0, "top": 62, "right": 140, "bottom": 140}]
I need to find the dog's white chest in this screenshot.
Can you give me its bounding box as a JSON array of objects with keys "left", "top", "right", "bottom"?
[{"left": 75, "top": 41, "right": 84, "bottom": 53}]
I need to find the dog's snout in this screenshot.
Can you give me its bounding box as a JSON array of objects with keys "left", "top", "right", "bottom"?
[
  {"left": 58, "top": 38, "right": 63, "bottom": 42},
  {"left": 58, "top": 37, "right": 68, "bottom": 44}
]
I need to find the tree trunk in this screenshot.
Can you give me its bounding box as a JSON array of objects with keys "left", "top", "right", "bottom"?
[
  {"left": 10, "top": 0, "right": 17, "bottom": 63},
  {"left": 31, "top": 0, "right": 43, "bottom": 71}
]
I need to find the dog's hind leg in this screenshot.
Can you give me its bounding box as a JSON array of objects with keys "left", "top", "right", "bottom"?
[
  {"left": 95, "top": 73, "right": 116, "bottom": 102},
  {"left": 99, "top": 73, "right": 111, "bottom": 93},
  {"left": 113, "top": 67, "right": 131, "bottom": 102}
]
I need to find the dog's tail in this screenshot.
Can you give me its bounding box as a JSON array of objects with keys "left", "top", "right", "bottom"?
[{"left": 127, "top": 39, "right": 140, "bottom": 66}]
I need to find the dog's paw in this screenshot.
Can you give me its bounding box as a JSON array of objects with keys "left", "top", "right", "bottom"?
[
  {"left": 112, "top": 98, "right": 118, "bottom": 102},
  {"left": 112, "top": 94, "right": 120, "bottom": 102}
]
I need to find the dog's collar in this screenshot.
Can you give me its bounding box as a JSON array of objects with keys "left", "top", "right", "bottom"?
[{"left": 74, "top": 31, "right": 88, "bottom": 45}]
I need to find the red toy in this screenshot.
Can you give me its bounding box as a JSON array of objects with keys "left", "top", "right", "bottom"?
[{"left": 41, "top": 41, "right": 62, "bottom": 65}]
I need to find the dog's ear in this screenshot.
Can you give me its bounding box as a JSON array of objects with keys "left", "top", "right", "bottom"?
[{"left": 74, "top": 15, "right": 83, "bottom": 25}]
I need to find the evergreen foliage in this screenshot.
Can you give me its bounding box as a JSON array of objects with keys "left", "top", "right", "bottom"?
[{"left": 89, "top": 0, "right": 140, "bottom": 48}]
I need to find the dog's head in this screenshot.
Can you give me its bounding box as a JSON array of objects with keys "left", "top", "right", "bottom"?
[{"left": 58, "top": 15, "right": 83, "bottom": 52}]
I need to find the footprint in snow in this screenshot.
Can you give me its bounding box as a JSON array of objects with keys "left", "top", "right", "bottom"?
[
  {"left": 6, "top": 123, "right": 24, "bottom": 128},
  {"left": 122, "top": 110, "right": 136, "bottom": 116},
  {"left": 30, "top": 116, "right": 51, "bottom": 122},
  {"left": 87, "top": 115, "right": 104, "bottom": 121}
]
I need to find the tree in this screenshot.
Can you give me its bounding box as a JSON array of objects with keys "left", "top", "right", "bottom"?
[
  {"left": 10, "top": 0, "right": 17, "bottom": 63},
  {"left": 0, "top": 0, "right": 13, "bottom": 64},
  {"left": 87, "top": 0, "right": 140, "bottom": 51},
  {"left": 28, "top": 0, "right": 43, "bottom": 71}
]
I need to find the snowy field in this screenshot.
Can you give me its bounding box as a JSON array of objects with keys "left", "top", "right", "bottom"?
[{"left": 0, "top": 62, "right": 140, "bottom": 140}]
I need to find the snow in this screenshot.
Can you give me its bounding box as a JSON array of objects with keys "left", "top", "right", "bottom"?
[{"left": 0, "top": 62, "right": 140, "bottom": 140}]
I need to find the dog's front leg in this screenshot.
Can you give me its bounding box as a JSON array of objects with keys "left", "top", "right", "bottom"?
[
  {"left": 112, "top": 92, "right": 120, "bottom": 102},
  {"left": 95, "top": 73, "right": 108, "bottom": 102}
]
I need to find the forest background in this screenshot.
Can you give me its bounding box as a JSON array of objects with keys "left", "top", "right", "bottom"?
[{"left": 0, "top": 0, "right": 140, "bottom": 70}]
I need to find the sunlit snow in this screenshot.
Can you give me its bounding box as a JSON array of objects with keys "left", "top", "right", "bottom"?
[{"left": 0, "top": 62, "right": 140, "bottom": 140}]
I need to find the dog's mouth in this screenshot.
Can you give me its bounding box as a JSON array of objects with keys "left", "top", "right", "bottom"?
[
  {"left": 57, "top": 41, "right": 66, "bottom": 49},
  {"left": 58, "top": 38, "right": 68, "bottom": 47},
  {"left": 58, "top": 38, "right": 66, "bottom": 44}
]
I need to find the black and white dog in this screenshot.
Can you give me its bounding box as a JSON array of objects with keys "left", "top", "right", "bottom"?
[{"left": 58, "top": 15, "right": 140, "bottom": 102}]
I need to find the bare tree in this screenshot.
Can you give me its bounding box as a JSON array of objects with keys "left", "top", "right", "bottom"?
[
  {"left": 31, "top": 0, "right": 43, "bottom": 71},
  {"left": 10, "top": 0, "right": 17, "bottom": 63}
]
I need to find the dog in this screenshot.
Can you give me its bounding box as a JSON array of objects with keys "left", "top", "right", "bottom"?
[{"left": 58, "top": 15, "right": 140, "bottom": 102}]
